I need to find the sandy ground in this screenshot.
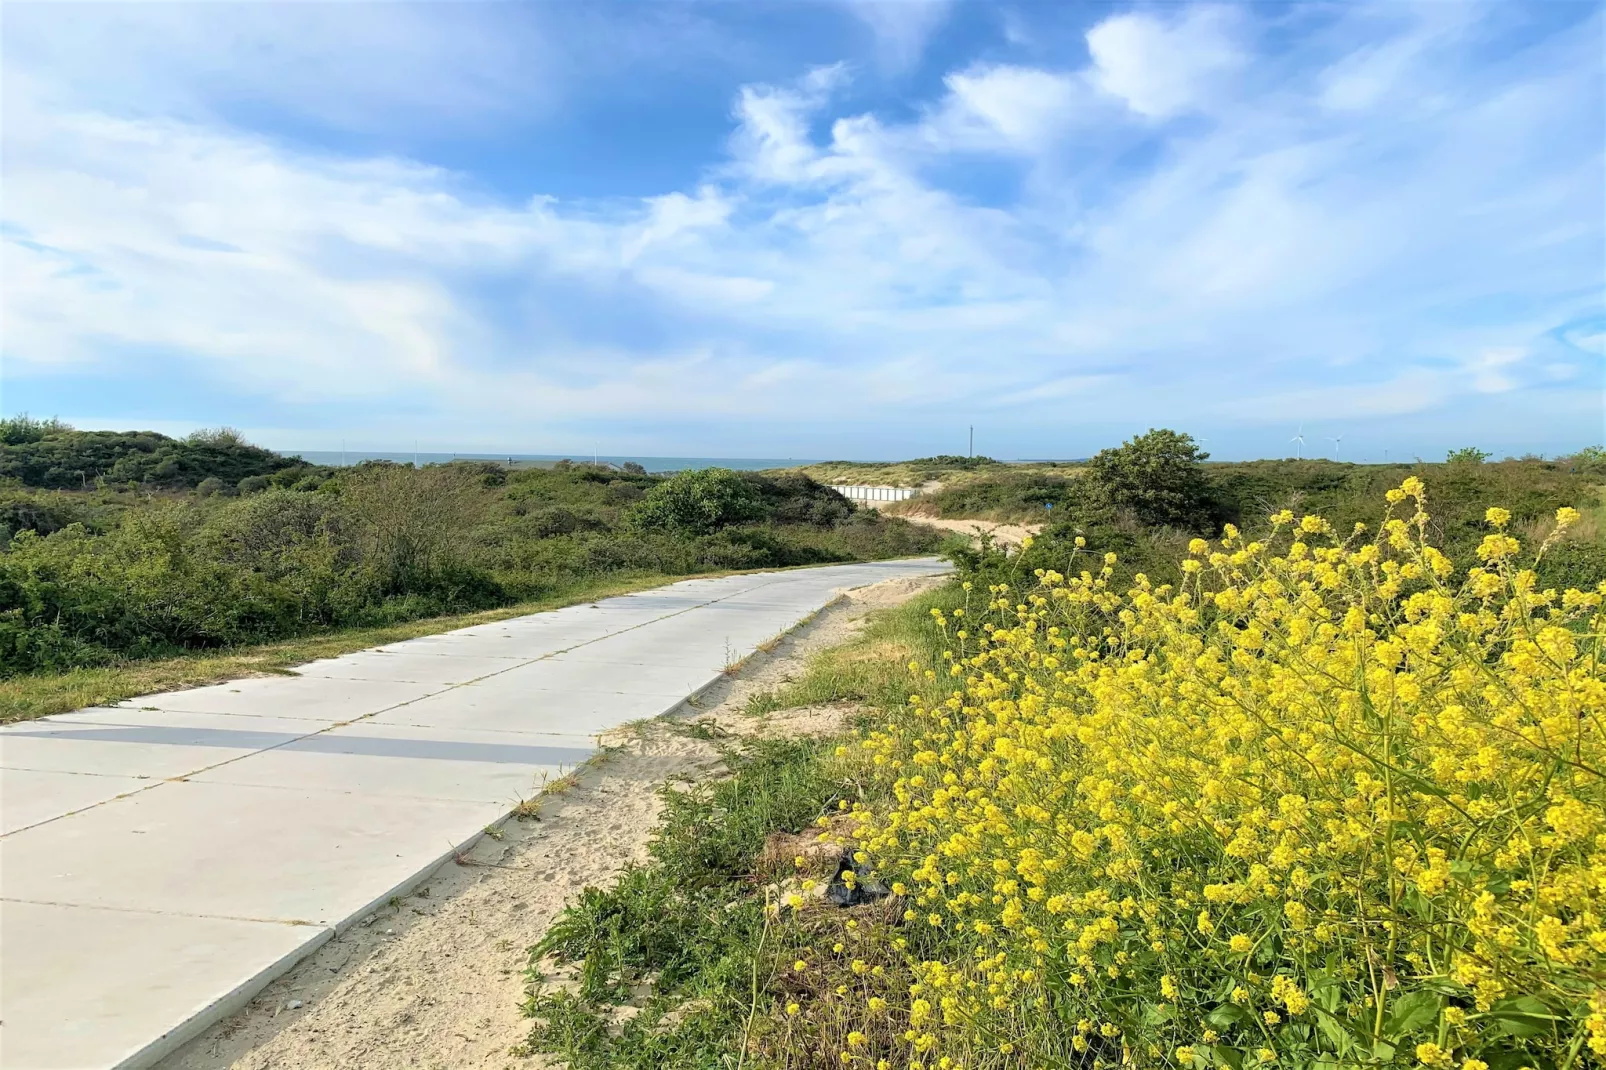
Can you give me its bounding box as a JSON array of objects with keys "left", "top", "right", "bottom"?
[
  {"left": 905, "top": 516, "right": 1043, "bottom": 547},
  {"left": 157, "top": 572, "right": 945, "bottom": 1070}
]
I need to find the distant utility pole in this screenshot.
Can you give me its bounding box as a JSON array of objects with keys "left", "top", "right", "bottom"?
[
  {"left": 969, "top": 425, "right": 974, "bottom": 457},
  {"left": 341, "top": 438, "right": 346, "bottom": 467}
]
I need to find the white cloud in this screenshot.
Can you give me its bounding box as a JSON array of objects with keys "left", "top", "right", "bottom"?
[
  {"left": 1085, "top": 7, "right": 1246, "bottom": 119},
  {"left": 840, "top": 0, "right": 952, "bottom": 74},
  {"left": 931, "top": 65, "right": 1082, "bottom": 153},
  {"left": 2, "top": 3, "right": 1601, "bottom": 456},
  {"left": 1, "top": 4, "right": 555, "bottom": 134},
  {"left": 729, "top": 66, "right": 850, "bottom": 185},
  {"left": 1465, "top": 347, "right": 1526, "bottom": 394}
]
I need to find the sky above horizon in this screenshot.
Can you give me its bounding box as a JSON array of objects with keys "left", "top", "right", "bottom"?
[{"left": 2, "top": 1, "right": 1602, "bottom": 463}]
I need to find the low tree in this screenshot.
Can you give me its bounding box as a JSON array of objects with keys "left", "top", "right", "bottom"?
[
  {"left": 628, "top": 468, "right": 764, "bottom": 536},
  {"left": 1083, "top": 428, "right": 1215, "bottom": 530},
  {"left": 1446, "top": 447, "right": 1491, "bottom": 465}
]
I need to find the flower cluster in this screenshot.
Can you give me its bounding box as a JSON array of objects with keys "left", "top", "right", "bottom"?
[{"left": 833, "top": 482, "right": 1604, "bottom": 1068}]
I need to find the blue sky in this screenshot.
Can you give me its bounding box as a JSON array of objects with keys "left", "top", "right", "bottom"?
[{"left": 2, "top": 1, "right": 1601, "bottom": 462}]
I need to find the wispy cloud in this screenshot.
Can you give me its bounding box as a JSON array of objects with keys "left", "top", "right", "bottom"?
[
  {"left": 841, "top": 0, "right": 954, "bottom": 74},
  {"left": 1, "top": 1, "right": 1600, "bottom": 458}
]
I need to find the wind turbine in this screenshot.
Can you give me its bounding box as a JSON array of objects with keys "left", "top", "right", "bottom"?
[
  {"left": 1330, "top": 435, "right": 1342, "bottom": 462},
  {"left": 1290, "top": 425, "right": 1305, "bottom": 460}
]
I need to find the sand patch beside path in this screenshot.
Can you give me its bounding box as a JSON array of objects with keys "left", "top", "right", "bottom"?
[
  {"left": 158, "top": 572, "right": 946, "bottom": 1070},
  {"left": 906, "top": 516, "right": 1044, "bottom": 547}
]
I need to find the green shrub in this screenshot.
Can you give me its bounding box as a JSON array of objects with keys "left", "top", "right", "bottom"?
[
  {"left": 0, "top": 421, "right": 298, "bottom": 490},
  {"left": 628, "top": 468, "right": 766, "bottom": 535},
  {"left": 0, "top": 460, "right": 939, "bottom": 677},
  {"left": 1084, "top": 428, "right": 1215, "bottom": 530}
]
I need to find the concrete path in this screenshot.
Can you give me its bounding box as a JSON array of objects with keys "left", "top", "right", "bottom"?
[{"left": 0, "top": 558, "right": 949, "bottom": 1070}]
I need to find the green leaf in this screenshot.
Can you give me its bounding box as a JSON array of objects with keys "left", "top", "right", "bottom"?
[
  {"left": 1208, "top": 1004, "right": 1257, "bottom": 1029},
  {"left": 1312, "top": 1008, "right": 1355, "bottom": 1056},
  {"left": 1142, "top": 1002, "right": 1176, "bottom": 1026},
  {"left": 1482, "top": 1047, "right": 1550, "bottom": 1070},
  {"left": 1307, "top": 971, "right": 1343, "bottom": 1014},
  {"left": 1382, "top": 989, "right": 1442, "bottom": 1036},
  {"left": 1483, "top": 995, "right": 1554, "bottom": 1039},
  {"left": 1212, "top": 1044, "right": 1246, "bottom": 1070}
]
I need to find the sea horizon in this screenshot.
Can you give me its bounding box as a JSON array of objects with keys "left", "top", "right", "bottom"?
[{"left": 288, "top": 450, "right": 823, "bottom": 473}]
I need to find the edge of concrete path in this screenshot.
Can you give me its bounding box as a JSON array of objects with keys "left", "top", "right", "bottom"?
[
  {"left": 112, "top": 577, "right": 914, "bottom": 1069},
  {"left": 113, "top": 927, "right": 335, "bottom": 1070}
]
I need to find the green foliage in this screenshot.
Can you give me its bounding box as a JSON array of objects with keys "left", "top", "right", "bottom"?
[
  {"left": 0, "top": 459, "right": 938, "bottom": 677},
  {"left": 905, "top": 470, "right": 1075, "bottom": 521},
  {"left": 939, "top": 452, "right": 1606, "bottom": 597},
  {"left": 1446, "top": 446, "right": 1491, "bottom": 465},
  {"left": 521, "top": 736, "right": 847, "bottom": 1068},
  {"left": 1565, "top": 445, "right": 1606, "bottom": 475},
  {"left": 742, "top": 472, "right": 855, "bottom": 527},
  {"left": 0, "top": 415, "right": 71, "bottom": 445},
  {"left": 1204, "top": 457, "right": 1604, "bottom": 590},
  {"left": 627, "top": 469, "right": 853, "bottom": 536},
  {"left": 906, "top": 454, "right": 998, "bottom": 471},
  {"left": 1084, "top": 428, "right": 1216, "bottom": 530},
  {"left": 628, "top": 467, "right": 766, "bottom": 535},
  {"left": 0, "top": 419, "right": 299, "bottom": 490}
]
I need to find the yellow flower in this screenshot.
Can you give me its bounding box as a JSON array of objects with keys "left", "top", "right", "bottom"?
[
  {"left": 1416, "top": 1043, "right": 1454, "bottom": 1068},
  {"left": 1485, "top": 507, "right": 1512, "bottom": 528},
  {"left": 838, "top": 481, "right": 1603, "bottom": 1070}
]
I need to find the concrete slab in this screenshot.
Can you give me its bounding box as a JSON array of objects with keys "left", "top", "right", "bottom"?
[
  {"left": 487, "top": 655, "right": 718, "bottom": 697},
  {"left": 192, "top": 722, "right": 593, "bottom": 804},
  {"left": 0, "top": 710, "right": 314, "bottom": 780},
  {"left": 0, "top": 901, "right": 323, "bottom": 1070},
  {"left": 291, "top": 651, "right": 527, "bottom": 686},
  {"left": 371, "top": 626, "right": 599, "bottom": 659},
  {"left": 0, "top": 780, "right": 503, "bottom": 925},
  {"left": 1, "top": 767, "right": 154, "bottom": 835},
  {"left": 367, "top": 686, "right": 685, "bottom": 737},
  {"left": 106, "top": 675, "right": 433, "bottom": 722}
]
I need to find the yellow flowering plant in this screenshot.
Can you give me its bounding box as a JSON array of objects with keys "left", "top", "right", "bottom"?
[{"left": 833, "top": 481, "right": 1604, "bottom": 1068}]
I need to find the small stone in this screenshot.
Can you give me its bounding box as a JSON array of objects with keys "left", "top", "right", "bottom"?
[
  {"left": 285, "top": 999, "right": 304, "bottom": 1010},
  {"left": 384, "top": 928, "right": 396, "bottom": 935}
]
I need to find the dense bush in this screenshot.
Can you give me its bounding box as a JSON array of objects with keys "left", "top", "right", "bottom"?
[
  {"left": 628, "top": 467, "right": 767, "bottom": 535},
  {"left": 817, "top": 480, "right": 1606, "bottom": 1070},
  {"left": 1084, "top": 427, "right": 1216, "bottom": 530},
  {"left": 628, "top": 468, "right": 855, "bottom": 536},
  {"left": 0, "top": 460, "right": 938, "bottom": 676},
  {"left": 0, "top": 418, "right": 300, "bottom": 490},
  {"left": 904, "top": 471, "right": 1077, "bottom": 521}
]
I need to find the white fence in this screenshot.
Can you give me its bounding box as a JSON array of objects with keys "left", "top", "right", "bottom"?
[{"left": 829, "top": 484, "right": 918, "bottom": 503}]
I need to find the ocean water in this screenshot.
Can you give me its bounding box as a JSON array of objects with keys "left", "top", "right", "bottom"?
[{"left": 289, "top": 451, "right": 818, "bottom": 474}]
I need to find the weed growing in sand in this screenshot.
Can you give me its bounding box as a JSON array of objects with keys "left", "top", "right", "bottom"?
[{"left": 517, "top": 736, "right": 848, "bottom": 1067}]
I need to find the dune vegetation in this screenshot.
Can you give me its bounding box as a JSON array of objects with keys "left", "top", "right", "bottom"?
[
  {"left": 779, "top": 456, "right": 1081, "bottom": 491},
  {"left": 523, "top": 445, "right": 1606, "bottom": 1070},
  {"left": 0, "top": 421, "right": 940, "bottom": 717}
]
